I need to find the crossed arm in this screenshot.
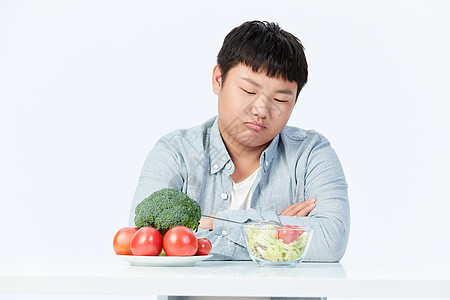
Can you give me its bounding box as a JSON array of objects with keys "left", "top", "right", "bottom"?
[{"left": 199, "top": 198, "right": 317, "bottom": 230}]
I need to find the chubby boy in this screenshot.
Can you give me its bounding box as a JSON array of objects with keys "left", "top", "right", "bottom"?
[{"left": 129, "top": 20, "right": 350, "bottom": 263}]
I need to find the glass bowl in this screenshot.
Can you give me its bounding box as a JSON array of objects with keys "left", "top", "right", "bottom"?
[{"left": 243, "top": 224, "right": 313, "bottom": 267}]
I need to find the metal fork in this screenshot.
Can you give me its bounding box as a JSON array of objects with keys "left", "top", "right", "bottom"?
[{"left": 201, "top": 215, "right": 283, "bottom": 227}]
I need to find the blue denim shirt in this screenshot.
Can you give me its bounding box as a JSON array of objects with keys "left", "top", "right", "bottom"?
[{"left": 129, "top": 116, "right": 349, "bottom": 262}]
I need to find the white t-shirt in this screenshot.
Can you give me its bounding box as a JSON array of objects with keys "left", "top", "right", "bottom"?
[{"left": 228, "top": 168, "right": 260, "bottom": 210}]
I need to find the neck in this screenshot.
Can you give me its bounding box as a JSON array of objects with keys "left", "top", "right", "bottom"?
[
  {"left": 219, "top": 131, "right": 269, "bottom": 183},
  {"left": 227, "top": 142, "right": 265, "bottom": 163}
]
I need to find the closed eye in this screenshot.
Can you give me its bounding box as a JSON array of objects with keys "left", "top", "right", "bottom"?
[
  {"left": 241, "top": 88, "right": 256, "bottom": 95},
  {"left": 274, "top": 98, "right": 288, "bottom": 103}
]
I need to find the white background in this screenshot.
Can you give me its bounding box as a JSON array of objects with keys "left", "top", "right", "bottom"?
[{"left": 1, "top": 0, "right": 450, "bottom": 299}]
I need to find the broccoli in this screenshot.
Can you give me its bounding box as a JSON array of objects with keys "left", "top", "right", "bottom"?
[{"left": 134, "top": 188, "right": 201, "bottom": 233}]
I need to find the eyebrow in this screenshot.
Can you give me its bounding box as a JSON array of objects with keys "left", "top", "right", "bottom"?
[{"left": 240, "top": 77, "right": 294, "bottom": 95}]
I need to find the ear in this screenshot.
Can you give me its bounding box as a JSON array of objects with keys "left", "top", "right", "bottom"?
[{"left": 212, "top": 64, "right": 223, "bottom": 95}]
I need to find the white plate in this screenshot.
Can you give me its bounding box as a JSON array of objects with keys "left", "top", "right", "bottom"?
[{"left": 118, "top": 255, "right": 213, "bottom": 267}]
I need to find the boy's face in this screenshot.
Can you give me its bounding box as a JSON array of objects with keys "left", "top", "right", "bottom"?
[{"left": 213, "top": 63, "right": 297, "bottom": 153}]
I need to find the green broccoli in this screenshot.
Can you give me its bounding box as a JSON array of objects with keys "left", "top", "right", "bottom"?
[{"left": 134, "top": 188, "right": 201, "bottom": 233}]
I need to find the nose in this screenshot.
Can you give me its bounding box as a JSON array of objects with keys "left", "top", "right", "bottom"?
[{"left": 250, "top": 94, "right": 270, "bottom": 119}]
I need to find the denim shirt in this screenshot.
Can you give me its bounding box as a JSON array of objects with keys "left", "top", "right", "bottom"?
[{"left": 129, "top": 116, "right": 350, "bottom": 262}]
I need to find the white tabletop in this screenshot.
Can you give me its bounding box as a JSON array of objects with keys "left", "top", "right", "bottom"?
[{"left": 0, "top": 258, "right": 449, "bottom": 298}]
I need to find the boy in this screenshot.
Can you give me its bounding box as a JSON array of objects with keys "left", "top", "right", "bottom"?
[{"left": 129, "top": 20, "right": 349, "bottom": 264}]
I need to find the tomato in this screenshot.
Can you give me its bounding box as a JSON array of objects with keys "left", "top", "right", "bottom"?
[
  {"left": 113, "top": 227, "right": 138, "bottom": 255},
  {"left": 130, "top": 227, "right": 163, "bottom": 256},
  {"left": 278, "top": 225, "right": 304, "bottom": 244},
  {"left": 195, "top": 238, "right": 212, "bottom": 256},
  {"left": 163, "top": 226, "right": 198, "bottom": 256}
]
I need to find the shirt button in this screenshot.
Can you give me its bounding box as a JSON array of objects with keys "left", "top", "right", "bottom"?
[
  {"left": 221, "top": 193, "right": 228, "bottom": 200},
  {"left": 221, "top": 229, "right": 228, "bottom": 236},
  {"left": 213, "top": 164, "right": 219, "bottom": 170},
  {"left": 225, "top": 163, "right": 231, "bottom": 170},
  {"left": 265, "top": 162, "right": 269, "bottom": 167}
]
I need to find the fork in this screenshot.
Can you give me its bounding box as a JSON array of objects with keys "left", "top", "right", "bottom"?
[{"left": 201, "top": 215, "right": 283, "bottom": 227}]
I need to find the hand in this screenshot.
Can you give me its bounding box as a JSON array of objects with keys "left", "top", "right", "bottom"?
[
  {"left": 199, "top": 214, "right": 216, "bottom": 231},
  {"left": 280, "top": 198, "right": 316, "bottom": 217}
]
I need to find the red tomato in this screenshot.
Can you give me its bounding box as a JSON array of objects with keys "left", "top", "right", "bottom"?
[
  {"left": 113, "top": 227, "right": 138, "bottom": 255},
  {"left": 130, "top": 227, "right": 162, "bottom": 256},
  {"left": 163, "top": 226, "right": 198, "bottom": 256},
  {"left": 278, "top": 225, "right": 304, "bottom": 244},
  {"left": 195, "top": 238, "right": 212, "bottom": 256}
]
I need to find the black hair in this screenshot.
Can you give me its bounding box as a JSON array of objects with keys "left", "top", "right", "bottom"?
[{"left": 217, "top": 21, "right": 308, "bottom": 99}]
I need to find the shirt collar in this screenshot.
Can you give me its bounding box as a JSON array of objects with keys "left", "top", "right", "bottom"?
[
  {"left": 260, "top": 133, "right": 279, "bottom": 173},
  {"left": 209, "top": 117, "right": 232, "bottom": 174}
]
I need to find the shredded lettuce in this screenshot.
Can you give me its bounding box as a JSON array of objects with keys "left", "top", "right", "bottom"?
[{"left": 244, "top": 226, "right": 309, "bottom": 262}]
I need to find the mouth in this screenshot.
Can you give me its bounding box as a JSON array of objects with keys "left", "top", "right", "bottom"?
[{"left": 245, "top": 121, "right": 267, "bottom": 131}]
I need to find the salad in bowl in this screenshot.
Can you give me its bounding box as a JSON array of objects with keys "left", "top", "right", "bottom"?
[{"left": 243, "top": 224, "right": 313, "bottom": 267}]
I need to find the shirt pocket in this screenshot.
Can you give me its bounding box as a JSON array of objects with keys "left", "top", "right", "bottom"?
[
  {"left": 184, "top": 173, "right": 203, "bottom": 202},
  {"left": 186, "top": 186, "right": 202, "bottom": 202}
]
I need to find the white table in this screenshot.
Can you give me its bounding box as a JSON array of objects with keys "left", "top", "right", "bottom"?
[{"left": 0, "top": 258, "right": 449, "bottom": 298}]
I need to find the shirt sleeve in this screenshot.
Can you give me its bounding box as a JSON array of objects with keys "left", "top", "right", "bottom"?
[
  {"left": 128, "top": 136, "right": 184, "bottom": 227},
  {"left": 208, "top": 138, "right": 350, "bottom": 262},
  {"left": 197, "top": 209, "right": 265, "bottom": 260}
]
